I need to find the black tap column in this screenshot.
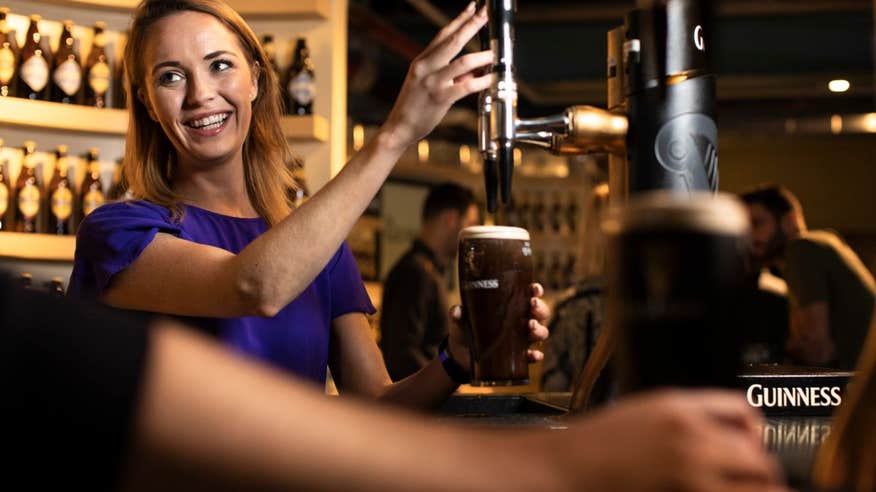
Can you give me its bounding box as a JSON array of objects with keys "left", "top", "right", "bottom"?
[{"left": 625, "top": 0, "right": 718, "bottom": 194}]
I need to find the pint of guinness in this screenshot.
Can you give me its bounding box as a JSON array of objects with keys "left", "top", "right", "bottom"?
[
  {"left": 458, "top": 226, "right": 533, "bottom": 386},
  {"left": 603, "top": 192, "right": 750, "bottom": 393}
]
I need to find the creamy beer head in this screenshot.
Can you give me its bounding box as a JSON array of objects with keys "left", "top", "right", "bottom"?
[
  {"left": 602, "top": 190, "right": 749, "bottom": 237},
  {"left": 603, "top": 190, "right": 751, "bottom": 393},
  {"left": 458, "top": 225, "right": 532, "bottom": 386},
  {"left": 459, "top": 225, "right": 530, "bottom": 242}
]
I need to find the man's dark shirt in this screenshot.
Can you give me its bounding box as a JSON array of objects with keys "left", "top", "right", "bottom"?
[
  {"left": 0, "top": 277, "right": 150, "bottom": 490},
  {"left": 379, "top": 240, "right": 449, "bottom": 380}
]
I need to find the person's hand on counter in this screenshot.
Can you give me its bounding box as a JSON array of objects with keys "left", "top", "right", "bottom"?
[
  {"left": 448, "top": 282, "right": 552, "bottom": 371},
  {"left": 531, "top": 389, "right": 789, "bottom": 492}
]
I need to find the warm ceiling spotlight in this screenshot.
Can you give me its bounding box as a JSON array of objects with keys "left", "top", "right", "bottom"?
[
  {"left": 864, "top": 113, "right": 876, "bottom": 133},
  {"left": 828, "top": 79, "right": 850, "bottom": 93}
]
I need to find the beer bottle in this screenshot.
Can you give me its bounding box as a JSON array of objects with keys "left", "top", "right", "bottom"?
[
  {"left": 566, "top": 191, "right": 578, "bottom": 234},
  {"left": 84, "top": 22, "right": 110, "bottom": 108},
  {"left": 79, "top": 148, "right": 105, "bottom": 219},
  {"left": 0, "top": 138, "right": 10, "bottom": 230},
  {"left": 285, "top": 38, "right": 315, "bottom": 115},
  {"left": 46, "top": 145, "right": 74, "bottom": 235},
  {"left": 16, "top": 15, "right": 50, "bottom": 100},
  {"left": 14, "top": 141, "right": 41, "bottom": 233},
  {"left": 51, "top": 20, "right": 83, "bottom": 104},
  {"left": 0, "top": 7, "right": 18, "bottom": 97}
]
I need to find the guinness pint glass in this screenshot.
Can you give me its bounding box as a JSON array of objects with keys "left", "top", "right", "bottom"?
[
  {"left": 458, "top": 226, "right": 533, "bottom": 385},
  {"left": 603, "top": 191, "right": 750, "bottom": 393}
]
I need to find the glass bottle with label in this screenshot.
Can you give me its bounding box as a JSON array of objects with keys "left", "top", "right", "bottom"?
[
  {"left": 0, "top": 137, "right": 10, "bottom": 230},
  {"left": 84, "top": 22, "right": 110, "bottom": 108},
  {"left": 79, "top": 148, "right": 105, "bottom": 220},
  {"left": 51, "top": 20, "right": 83, "bottom": 104},
  {"left": 14, "top": 141, "right": 42, "bottom": 233},
  {"left": 16, "top": 15, "right": 50, "bottom": 100},
  {"left": 0, "top": 7, "right": 19, "bottom": 97},
  {"left": 285, "top": 38, "right": 315, "bottom": 115},
  {"left": 46, "top": 145, "right": 74, "bottom": 235}
]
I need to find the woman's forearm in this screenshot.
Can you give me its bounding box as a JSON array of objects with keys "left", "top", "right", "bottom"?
[
  {"left": 376, "top": 357, "right": 461, "bottom": 410},
  {"left": 232, "top": 130, "right": 405, "bottom": 315},
  {"left": 121, "top": 322, "right": 546, "bottom": 492}
]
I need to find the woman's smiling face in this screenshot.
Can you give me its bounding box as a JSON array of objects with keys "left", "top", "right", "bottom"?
[{"left": 140, "top": 10, "right": 258, "bottom": 169}]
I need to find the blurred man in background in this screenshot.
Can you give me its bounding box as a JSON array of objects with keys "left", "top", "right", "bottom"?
[
  {"left": 741, "top": 184, "right": 875, "bottom": 369},
  {"left": 380, "top": 182, "right": 479, "bottom": 380}
]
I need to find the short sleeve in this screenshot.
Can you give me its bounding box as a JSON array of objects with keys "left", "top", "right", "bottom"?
[
  {"left": 69, "top": 201, "right": 183, "bottom": 299},
  {"left": 786, "top": 238, "right": 829, "bottom": 307},
  {"left": 328, "top": 242, "right": 377, "bottom": 318}
]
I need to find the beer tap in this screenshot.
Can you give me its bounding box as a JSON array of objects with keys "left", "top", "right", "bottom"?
[{"left": 479, "top": 0, "right": 718, "bottom": 216}]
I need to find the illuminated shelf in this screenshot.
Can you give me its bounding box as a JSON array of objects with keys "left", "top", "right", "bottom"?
[
  {"left": 0, "top": 232, "right": 76, "bottom": 262},
  {"left": 36, "top": 0, "right": 330, "bottom": 19},
  {"left": 0, "top": 98, "right": 128, "bottom": 136},
  {"left": 281, "top": 114, "right": 329, "bottom": 142},
  {"left": 0, "top": 98, "right": 328, "bottom": 142}
]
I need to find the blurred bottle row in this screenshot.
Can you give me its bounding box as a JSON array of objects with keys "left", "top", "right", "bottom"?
[
  {"left": 260, "top": 35, "right": 316, "bottom": 116},
  {"left": 0, "top": 7, "right": 316, "bottom": 114},
  {"left": 0, "top": 138, "right": 122, "bottom": 235},
  {"left": 486, "top": 190, "right": 581, "bottom": 238},
  {"left": 0, "top": 9, "right": 116, "bottom": 107}
]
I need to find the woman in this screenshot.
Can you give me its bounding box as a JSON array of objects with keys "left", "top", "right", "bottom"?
[{"left": 68, "top": 0, "right": 549, "bottom": 408}]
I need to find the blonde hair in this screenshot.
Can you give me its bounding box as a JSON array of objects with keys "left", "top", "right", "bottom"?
[
  {"left": 812, "top": 312, "right": 876, "bottom": 492},
  {"left": 123, "top": 0, "right": 297, "bottom": 224}
]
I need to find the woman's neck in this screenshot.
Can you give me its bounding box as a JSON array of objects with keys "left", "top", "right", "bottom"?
[{"left": 172, "top": 153, "right": 259, "bottom": 218}]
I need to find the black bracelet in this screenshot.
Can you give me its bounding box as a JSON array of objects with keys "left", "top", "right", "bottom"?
[{"left": 438, "top": 336, "right": 471, "bottom": 385}]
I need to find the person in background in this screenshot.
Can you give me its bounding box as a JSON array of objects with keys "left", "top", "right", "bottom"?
[
  {"left": 2, "top": 278, "right": 789, "bottom": 492},
  {"left": 740, "top": 184, "right": 876, "bottom": 370},
  {"left": 379, "top": 182, "right": 481, "bottom": 380},
  {"left": 67, "top": 0, "right": 548, "bottom": 410},
  {"left": 541, "top": 183, "right": 609, "bottom": 393}
]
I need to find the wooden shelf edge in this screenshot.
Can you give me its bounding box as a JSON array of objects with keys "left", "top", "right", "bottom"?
[
  {"left": 0, "top": 232, "right": 76, "bottom": 262},
  {"left": 36, "top": 0, "right": 329, "bottom": 19},
  {"left": 282, "top": 114, "right": 329, "bottom": 142},
  {"left": 0, "top": 98, "right": 128, "bottom": 136}
]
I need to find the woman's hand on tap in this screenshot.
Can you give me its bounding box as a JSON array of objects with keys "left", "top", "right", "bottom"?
[{"left": 380, "top": 2, "right": 493, "bottom": 152}]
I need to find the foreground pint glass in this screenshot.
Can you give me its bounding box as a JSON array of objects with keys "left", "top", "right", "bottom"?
[
  {"left": 603, "top": 191, "right": 750, "bottom": 393},
  {"left": 458, "top": 226, "right": 533, "bottom": 386}
]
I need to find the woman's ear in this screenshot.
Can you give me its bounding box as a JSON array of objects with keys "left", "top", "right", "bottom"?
[{"left": 250, "top": 60, "right": 260, "bottom": 101}]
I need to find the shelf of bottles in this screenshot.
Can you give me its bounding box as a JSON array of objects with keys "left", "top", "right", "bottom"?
[{"left": 0, "top": 8, "right": 326, "bottom": 141}]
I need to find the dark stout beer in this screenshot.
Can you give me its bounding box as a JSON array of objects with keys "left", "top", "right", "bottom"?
[
  {"left": 603, "top": 191, "right": 749, "bottom": 393},
  {"left": 458, "top": 226, "right": 533, "bottom": 385}
]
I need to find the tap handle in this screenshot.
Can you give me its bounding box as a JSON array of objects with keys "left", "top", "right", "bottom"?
[
  {"left": 498, "top": 142, "right": 513, "bottom": 204},
  {"left": 484, "top": 155, "right": 499, "bottom": 213}
]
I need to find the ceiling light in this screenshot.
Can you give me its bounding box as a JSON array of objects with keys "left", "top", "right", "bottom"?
[
  {"left": 828, "top": 79, "right": 850, "bottom": 93},
  {"left": 863, "top": 113, "right": 876, "bottom": 133}
]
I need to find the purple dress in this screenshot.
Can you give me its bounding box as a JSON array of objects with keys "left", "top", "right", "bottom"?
[{"left": 68, "top": 200, "right": 375, "bottom": 385}]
